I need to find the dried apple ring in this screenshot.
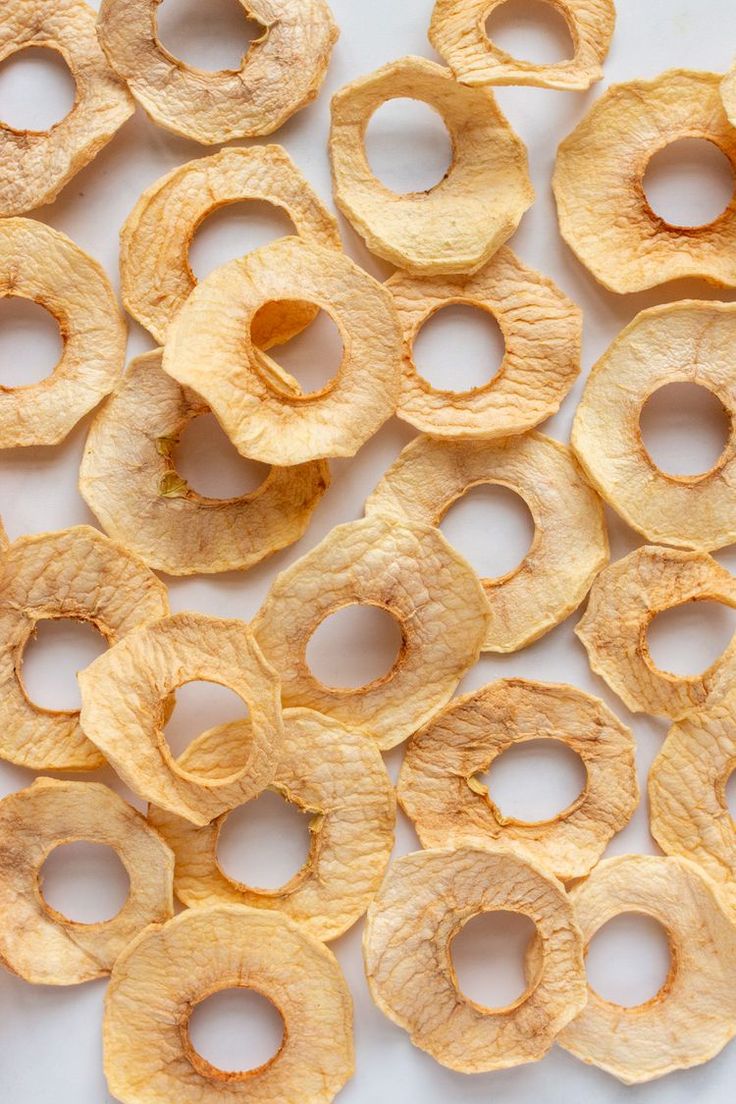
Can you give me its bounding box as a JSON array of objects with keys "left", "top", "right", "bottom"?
[
  {"left": 398, "top": 680, "right": 637, "bottom": 881},
  {"left": 722, "top": 64, "right": 736, "bottom": 127},
  {"left": 149, "top": 707, "right": 396, "bottom": 941},
  {"left": 0, "top": 525, "right": 169, "bottom": 772},
  {"left": 365, "top": 432, "right": 608, "bottom": 653},
  {"left": 104, "top": 906, "right": 354, "bottom": 1104},
  {"left": 163, "top": 237, "right": 402, "bottom": 466},
  {"left": 252, "top": 516, "right": 490, "bottom": 749},
  {"left": 97, "top": 0, "right": 338, "bottom": 145},
  {"left": 120, "top": 145, "right": 342, "bottom": 348},
  {"left": 554, "top": 71, "right": 736, "bottom": 293},
  {"left": 329, "top": 56, "right": 533, "bottom": 275},
  {"left": 78, "top": 612, "right": 283, "bottom": 825},
  {"left": 79, "top": 351, "right": 330, "bottom": 576},
  {"left": 363, "top": 847, "right": 586, "bottom": 1072},
  {"left": 0, "top": 0, "right": 134, "bottom": 217},
  {"left": 0, "top": 778, "right": 173, "bottom": 986}
]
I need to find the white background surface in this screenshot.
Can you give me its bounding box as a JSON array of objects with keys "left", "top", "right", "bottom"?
[{"left": 2, "top": 0, "right": 736, "bottom": 1100}]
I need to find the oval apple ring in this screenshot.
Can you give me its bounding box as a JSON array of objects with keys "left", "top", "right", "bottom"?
[
  {"left": 554, "top": 71, "right": 736, "bottom": 293},
  {"left": 329, "top": 56, "right": 533, "bottom": 275},
  {"left": 398, "top": 680, "right": 637, "bottom": 881},
  {"left": 78, "top": 612, "right": 283, "bottom": 826},
  {"left": 120, "top": 145, "right": 342, "bottom": 348},
  {"left": 252, "top": 516, "right": 490, "bottom": 749},
  {"left": 0, "top": 218, "right": 127, "bottom": 447},
  {"left": 149, "top": 708, "right": 396, "bottom": 941},
  {"left": 97, "top": 0, "right": 338, "bottom": 145},
  {"left": 0, "top": 525, "right": 169, "bottom": 772},
  {"left": 79, "top": 351, "right": 330, "bottom": 576},
  {"left": 104, "top": 906, "right": 354, "bottom": 1104},
  {"left": 163, "top": 237, "right": 402, "bottom": 466},
  {"left": 365, "top": 432, "right": 608, "bottom": 653},
  {"left": 0, "top": 778, "right": 173, "bottom": 986},
  {"left": 0, "top": 0, "right": 134, "bottom": 217}
]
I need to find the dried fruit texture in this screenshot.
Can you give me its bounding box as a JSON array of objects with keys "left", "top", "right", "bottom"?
[
  {"left": 252, "top": 516, "right": 490, "bottom": 750},
  {"left": 0, "top": 526, "right": 169, "bottom": 772},
  {"left": 398, "top": 680, "right": 637, "bottom": 881},
  {"left": 149, "top": 707, "right": 396, "bottom": 941},
  {"left": 0, "top": 0, "right": 133, "bottom": 217},
  {"left": 365, "top": 433, "right": 608, "bottom": 653},
  {"left": 363, "top": 847, "right": 586, "bottom": 1072},
  {"left": 79, "top": 351, "right": 330, "bottom": 576},
  {"left": 556, "top": 855, "right": 736, "bottom": 1083},
  {"left": 120, "top": 145, "right": 342, "bottom": 348},
  {"left": 573, "top": 302, "right": 736, "bottom": 551},
  {"left": 104, "top": 905, "right": 354, "bottom": 1104},
  {"left": 576, "top": 545, "right": 736, "bottom": 720},
  {"left": 0, "top": 778, "right": 173, "bottom": 986},
  {"left": 97, "top": 0, "right": 338, "bottom": 145},
  {"left": 554, "top": 71, "right": 736, "bottom": 293},
  {"left": 722, "top": 64, "right": 736, "bottom": 126},
  {"left": 163, "top": 237, "right": 401, "bottom": 465},
  {"left": 78, "top": 613, "right": 283, "bottom": 825},
  {"left": 429, "top": 0, "right": 615, "bottom": 91},
  {"left": 0, "top": 219, "right": 127, "bottom": 446},
  {"left": 330, "top": 56, "right": 533, "bottom": 274}
]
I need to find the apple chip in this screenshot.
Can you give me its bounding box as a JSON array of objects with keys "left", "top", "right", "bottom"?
[
  {"left": 252, "top": 516, "right": 490, "bottom": 749},
  {"left": 722, "top": 64, "right": 736, "bottom": 126},
  {"left": 79, "top": 613, "right": 283, "bottom": 825},
  {"left": 554, "top": 71, "right": 736, "bottom": 292},
  {"left": 104, "top": 905, "right": 354, "bottom": 1104},
  {"left": 0, "top": 778, "right": 173, "bottom": 986},
  {"left": 330, "top": 56, "right": 533, "bottom": 274},
  {"left": 365, "top": 433, "right": 607, "bottom": 653}
]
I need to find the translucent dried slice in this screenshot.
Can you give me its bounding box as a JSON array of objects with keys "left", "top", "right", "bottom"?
[
  {"left": 0, "top": 778, "right": 173, "bottom": 986},
  {"left": 149, "top": 707, "right": 395, "bottom": 941},
  {"left": 363, "top": 847, "right": 586, "bottom": 1072},
  {"left": 722, "top": 64, "right": 736, "bottom": 126},
  {"left": 398, "top": 680, "right": 637, "bottom": 881},
  {"left": 429, "top": 0, "right": 615, "bottom": 91},
  {"left": 120, "top": 145, "right": 342, "bottom": 347},
  {"left": 573, "top": 301, "right": 736, "bottom": 551},
  {"left": 365, "top": 432, "right": 608, "bottom": 653},
  {"left": 576, "top": 545, "right": 736, "bottom": 720},
  {"left": 0, "top": 0, "right": 133, "bottom": 217},
  {"left": 163, "top": 237, "right": 402, "bottom": 465},
  {"left": 78, "top": 613, "right": 283, "bottom": 825},
  {"left": 330, "top": 56, "right": 533, "bottom": 274},
  {"left": 0, "top": 525, "right": 169, "bottom": 771},
  {"left": 97, "top": 0, "right": 338, "bottom": 145},
  {"left": 0, "top": 218, "right": 127, "bottom": 446},
  {"left": 79, "top": 351, "right": 330, "bottom": 576},
  {"left": 554, "top": 71, "right": 736, "bottom": 293},
  {"left": 252, "top": 516, "right": 490, "bottom": 749},
  {"left": 557, "top": 855, "right": 736, "bottom": 1083}
]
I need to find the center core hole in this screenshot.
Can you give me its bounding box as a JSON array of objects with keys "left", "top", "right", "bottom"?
[
  {"left": 440, "top": 484, "right": 535, "bottom": 579},
  {"left": 644, "top": 139, "right": 735, "bottom": 227},
  {"left": 41, "top": 842, "right": 130, "bottom": 924},
  {"left": 483, "top": 738, "right": 587, "bottom": 822},
  {"left": 189, "top": 201, "right": 296, "bottom": 283},
  {"left": 413, "top": 304, "right": 505, "bottom": 393},
  {"left": 164, "top": 681, "right": 249, "bottom": 761},
  {"left": 217, "top": 791, "right": 312, "bottom": 891},
  {"left": 0, "top": 297, "right": 63, "bottom": 389},
  {"left": 306, "top": 604, "right": 403, "bottom": 690},
  {"left": 452, "top": 910, "right": 537, "bottom": 1010},
  {"left": 0, "top": 47, "right": 76, "bottom": 131},
  {"left": 587, "top": 912, "right": 672, "bottom": 1008},
  {"left": 366, "top": 98, "right": 452, "bottom": 194},
  {"left": 647, "top": 600, "right": 736, "bottom": 677},
  {"left": 22, "top": 618, "right": 107, "bottom": 712},
  {"left": 174, "top": 413, "right": 269, "bottom": 498},
  {"left": 640, "top": 382, "right": 731, "bottom": 477},
  {"left": 260, "top": 307, "right": 344, "bottom": 396},
  {"left": 485, "top": 0, "right": 574, "bottom": 63},
  {"left": 156, "top": 0, "right": 265, "bottom": 71},
  {"left": 188, "top": 989, "right": 284, "bottom": 1074}
]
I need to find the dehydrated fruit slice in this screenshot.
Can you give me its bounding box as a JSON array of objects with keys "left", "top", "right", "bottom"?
[
  {"left": 0, "top": 525, "right": 169, "bottom": 771},
  {"left": 0, "top": 778, "right": 173, "bottom": 986},
  {"left": 120, "top": 145, "right": 342, "bottom": 347},
  {"left": 554, "top": 71, "right": 736, "bottom": 293},
  {"left": 104, "top": 905, "right": 354, "bottom": 1104},
  {"left": 573, "top": 302, "right": 736, "bottom": 551},
  {"left": 365, "top": 432, "right": 607, "bottom": 653},
  {"left": 556, "top": 855, "right": 736, "bottom": 1083},
  {"left": 0, "top": 0, "right": 133, "bottom": 217},
  {"left": 722, "top": 64, "right": 736, "bottom": 127},
  {"left": 398, "top": 680, "right": 637, "bottom": 881},
  {"left": 330, "top": 56, "right": 533, "bottom": 274},
  {"left": 252, "top": 516, "right": 490, "bottom": 749},
  {"left": 163, "top": 237, "right": 401, "bottom": 465},
  {"left": 0, "top": 218, "right": 126, "bottom": 446},
  {"left": 149, "top": 707, "right": 395, "bottom": 941},
  {"left": 79, "top": 351, "right": 330, "bottom": 576},
  {"left": 576, "top": 545, "right": 736, "bottom": 720},
  {"left": 97, "top": 0, "right": 338, "bottom": 145},
  {"left": 363, "top": 847, "right": 586, "bottom": 1072}
]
